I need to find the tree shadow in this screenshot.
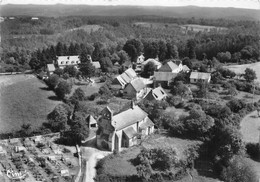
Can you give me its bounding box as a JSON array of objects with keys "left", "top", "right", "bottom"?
[
  {"left": 40, "top": 87, "right": 51, "bottom": 91},
  {"left": 48, "top": 95, "right": 60, "bottom": 101}
]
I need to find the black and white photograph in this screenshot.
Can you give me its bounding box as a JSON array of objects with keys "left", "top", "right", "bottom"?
[{"left": 0, "top": 0, "right": 260, "bottom": 181}]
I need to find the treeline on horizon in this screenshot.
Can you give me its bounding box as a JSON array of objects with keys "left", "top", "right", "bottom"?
[{"left": 0, "top": 15, "right": 259, "bottom": 72}]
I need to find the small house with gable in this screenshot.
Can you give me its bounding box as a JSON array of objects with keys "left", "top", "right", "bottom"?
[
  {"left": 190, "top": 72, "right": 211, "bottom": 83},
  {"left": 144, "top": 86, "right": 168, "bottom": 101},
  {"left": 153, "top": 72, "right": 177, "bottom": 88},
  {"left": 113, "top": 68, "right": 137, "bottom": 88},
  {"left": 96, "top": 101, "right": 154, "bottom": 152},
  {"left": 46, "top": 64, "right": 55, "bottom": 76},
  {"left": 158, "top": 60, "right": 182, "bottom": 73},
  {"left": 123, "top": 78, "right": 147, "bottom": 100}
]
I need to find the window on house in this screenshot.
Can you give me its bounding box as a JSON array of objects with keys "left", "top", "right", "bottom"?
[
  {"left": 153, "top": 94, "right": 158, "bottom": 98},
  {"left": 61, "top": 61, "right": 64, "bottom": 64},
  {"left": 66, "top": 61, "right": 69, "bottom": 64},
  {"left": 71, "top": 61, "right": 74, "bottom": 64},
  {"left": 160, "top": 90, "right": 165, "bottom": 95}
]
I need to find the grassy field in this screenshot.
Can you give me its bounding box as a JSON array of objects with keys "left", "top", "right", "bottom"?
[
  {"left": 240, "top": 110, "right": 260, "bottom": 143},
  {"left": 224, "top": 62, "right": 260, "bottom": 83},
  {"left": 0, "top": 74, "right": 61, "bottom": 133}
]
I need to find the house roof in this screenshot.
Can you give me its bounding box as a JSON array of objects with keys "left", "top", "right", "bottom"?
[
  {"left": 112, "top": 105, "right": 148, "bottom": 130},
  {"left": 121, "top": 72, "right": 132, "bottom": 83},
  {"left": 125, "top": 68, "right": 137, "bottom": 79},
  {"left": 142, "top": 58, "right": 162, "bottom": 67},
  {"left": 159, "top": 61, "right": 179, "bottom": 72},
  {"left": 113, "top": 68, "right": 137, "bottom": 88},
  {"left": 123, "top": 126, "right": 137, "bottom": 139},
  {"left": 139, "top": 117, "right": 154, "bottom": 129},
  {"left": 87, "top": 115, "right": 97, "bottom": 125},
  {"left": 145, "top": 86, "right": 168, "bottom": 101},
  {"left": 154, "top": 72, "right": 177, "bottom": 81},
  {"left": 190, "top": 72, "right": 211, "bottom": 80},
  {"left": 57, "top": 56, "right": 80, "bottom": 66},
  {"left": 127, "top": 78, "right": 146, "bottom": 92},
  {"left": 47, "top": 64, "right": 55, "bottom": 72},
  {"left": 182, "top": 65, "right": 190, "bottom": 71},
  {"left": 92, "top": 61, "right": 101, "bottom": 69}
]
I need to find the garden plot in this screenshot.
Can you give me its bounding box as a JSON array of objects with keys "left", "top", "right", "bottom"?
[{"left": 0, "top": 135, "right": 80, "bottom": 182}]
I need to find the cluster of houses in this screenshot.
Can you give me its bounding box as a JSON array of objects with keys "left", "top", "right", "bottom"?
[
  {"left": 96, "top": 54, "right": 211, "bottom": 152},
  {"left": 44, "top": 53, "right": 211, "bottom": 152}
]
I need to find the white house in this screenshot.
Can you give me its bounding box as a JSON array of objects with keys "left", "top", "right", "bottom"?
[
  {"left": 190, "top": 72, "right": 211, "bottom": 83},
  {"left": 56, "top": 56, "right": 81, "bottom": 69}
]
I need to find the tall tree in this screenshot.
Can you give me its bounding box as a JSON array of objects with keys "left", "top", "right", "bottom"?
[
  {"left": 244, "top": 68, "right": 257, "bottom": 82},
  {"left": 187, "top": 39, "right": 197, "bottom": 59},
  {"left": 166, "top": 42, "right": 179, "bottom": 59},
  {"left": 158, "top": 40, "right": 167, "bottom": 61},
  {"left": 56, "top": 42, "right": 64, "bottom": 56},
  {"left": 123, "top": 39, "right": 144, "bottom": 62},
  {"left": 55, "top": 80, "right": 72, "bottom": 100},
  {"left": 144, "top": 41, "right": 159, "bottom": 59}
]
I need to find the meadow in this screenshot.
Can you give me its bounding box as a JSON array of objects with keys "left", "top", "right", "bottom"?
[
  {"left": 224, "top": 62, "right": 260, "bottom": 83},
  {"left": 0, "top": 74, "right": 61, "bottom": 133}
]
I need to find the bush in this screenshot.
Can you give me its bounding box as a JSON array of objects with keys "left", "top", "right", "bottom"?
[
  {"left": 96, "top": 99, "right": 108, "bottom": 105},
  {"left": 246, "top": 143, "right": 260, "bottom": 160},
  {"left": 221, "top": 156, "right": 258, "bottom": 182},
  {"left": 88, "top": 93, "right": 99, "bottom": 101}
]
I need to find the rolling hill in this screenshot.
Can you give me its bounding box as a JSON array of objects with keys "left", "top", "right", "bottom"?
[{"left": 0, "top": 4, "right": 259, "bottom": 20}]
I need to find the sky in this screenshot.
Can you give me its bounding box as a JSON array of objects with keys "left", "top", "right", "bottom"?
[{"left": 1, "top": 0, "right": 260, "bottom": 10}]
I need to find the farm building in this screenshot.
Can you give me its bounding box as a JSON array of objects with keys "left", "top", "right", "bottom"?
[
  {"left": 190, "top": 72, "right": 211, "bottom": 83},
  {"left": 144, "top": 86, "right": 168, "bottom": 101},
  {"left": 113, "top": 68, "right": 137, "bottom": 88},
  {"left": 158, "top": 60, "right": 183, "bottom": 73},
  {"left": 56, "top": 56, "right": 81, "bottom": 69},
  {"left": 46, "top": 64, "right": 55, "bottom": 76},
  {"left": 123, "top": 78, "right": 148, "bottom": 100},
  {"left": 96, "top": 101, "right": 154, "bottom": 152},
  {"left": 153, "top": 72, "right": 177, "bottom": 88}
]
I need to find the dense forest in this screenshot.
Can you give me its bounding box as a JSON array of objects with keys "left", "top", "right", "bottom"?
[{"left": 0, "top": 15, "right": 259, "bottom": 72}]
